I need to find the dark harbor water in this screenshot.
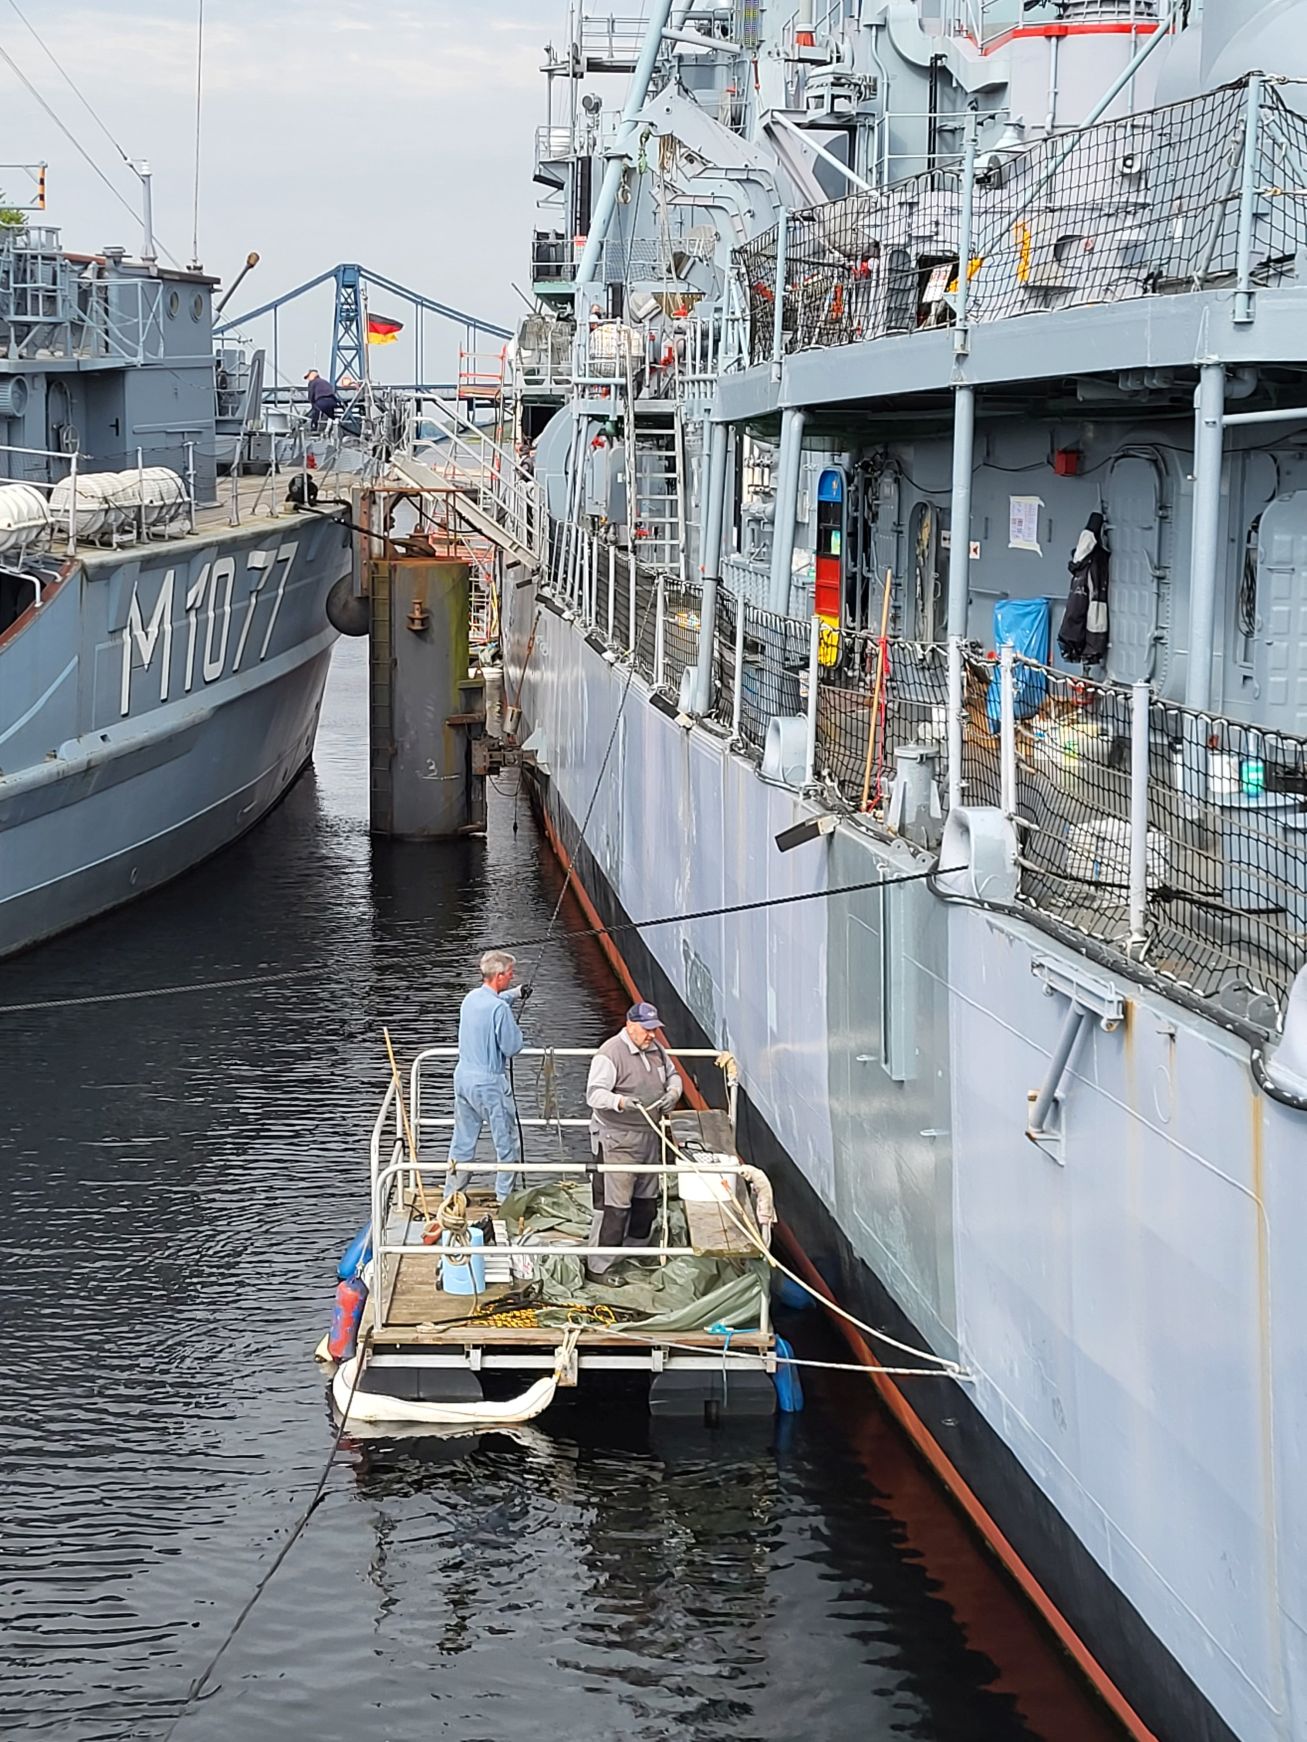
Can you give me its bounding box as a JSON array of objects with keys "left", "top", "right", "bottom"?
[{"left": 0, "top": 641, "right": 1121, "bottom": 1741}]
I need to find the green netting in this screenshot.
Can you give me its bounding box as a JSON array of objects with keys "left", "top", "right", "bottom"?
[{"left": 498, "top": 1178, "right": 766, "bottom": 1332}]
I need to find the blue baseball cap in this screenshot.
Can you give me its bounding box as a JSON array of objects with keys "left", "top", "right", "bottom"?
[{"left": 627, "top": 1001, "right": 661, "bottom": 1028}]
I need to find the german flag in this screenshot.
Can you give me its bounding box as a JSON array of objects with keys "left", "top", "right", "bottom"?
[{"left": 366, "top": 314, "right": 403, "bottom": 346}]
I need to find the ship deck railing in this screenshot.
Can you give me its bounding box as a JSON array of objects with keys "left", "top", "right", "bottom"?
[
  {"left": 538, "top": 512, "right": 1307, "bottom": 1033},
  {"left": 734, "top": 73, "right": 1307, "bottom": 368},
  {"left": 361, "top": 1045, "right": 775, "bottom": 1374}
]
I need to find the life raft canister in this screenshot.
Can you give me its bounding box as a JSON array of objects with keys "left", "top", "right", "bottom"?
[{"left": 328, "top": 1275, "right": 369, "bottom": 1361}]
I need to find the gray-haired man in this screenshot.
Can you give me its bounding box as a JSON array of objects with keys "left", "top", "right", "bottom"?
[
  {"left": 584, "top": 1001, "right": 682, "bottom": 1276},
  {"left": 445, "top": 949, "right": 532, "bottom": 1203}
]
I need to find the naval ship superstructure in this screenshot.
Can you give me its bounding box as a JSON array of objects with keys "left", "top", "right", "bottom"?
[
  {"left": 499, "top": 4, "right": 1307, "bottom": 1738},
  {"left": 0, "top": 222, "right": 349, "bottom": 956}
]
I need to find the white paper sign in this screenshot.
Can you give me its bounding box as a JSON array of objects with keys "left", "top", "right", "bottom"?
[{"left": 1008, "top": 495, "right": 1043, "bottom": 554}]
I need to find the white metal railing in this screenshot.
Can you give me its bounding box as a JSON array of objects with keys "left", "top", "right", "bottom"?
[
  {"left": 579, "top": 12, "right": 647, "bottom": 64},
  {"left": 414, "top": 394, "right": 545, "bottom": 562},
  {"left": 359, "top": 1044, "right": 759, "bottom": 1339},
  {"left": 535, "top": 124, "right": 578, "bottom": 163},
  {"left": 0, "top": 438, "right": 203, "bottom": 556}
]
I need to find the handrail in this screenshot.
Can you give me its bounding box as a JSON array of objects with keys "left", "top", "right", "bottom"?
[{"left": 416, "top": 392, "right": 545, "bottom": 560}]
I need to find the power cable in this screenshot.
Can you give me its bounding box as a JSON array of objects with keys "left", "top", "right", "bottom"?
[
  {"left": 0, "top": 33, "right": 182, "bottom": 269},
  {"left": 0, "top": 42, "right": 145, "bottom": 233},
  {"left": 7, "top": 0, "right": 132, "bottom": 165},
  {"left": 160, "top": 1350, "right": 365, "bottom": 1740},
  {"left": 0, "top": 864, "right": 955, "bottom": 1018}
]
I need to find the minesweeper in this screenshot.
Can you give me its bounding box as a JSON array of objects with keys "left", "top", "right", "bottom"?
[{"left": 0, "top": 220, "right": 349, "bottom": 957}]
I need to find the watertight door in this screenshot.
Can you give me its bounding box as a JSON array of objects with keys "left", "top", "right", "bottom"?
[{"left": 1103, "top": 453, "right": 1166, "bottom": 684}]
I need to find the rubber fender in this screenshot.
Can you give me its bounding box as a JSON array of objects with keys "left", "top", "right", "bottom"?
[
  {"left": 328, "top": 1275, "right": 368, "bottom": 1362},
  {"left": 773, "top": 1336, "right": 805, "bottom": 1413},
  {"left": 326, "top": 574, "right": 369, "bottom": 636},
  {"left": 337, "top": 1221, "right": 373, "bottom": 1281}
]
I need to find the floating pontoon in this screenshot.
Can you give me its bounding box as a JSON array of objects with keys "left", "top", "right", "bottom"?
[{"left": 323, "top": 1044, "right": 782, "bottom": 1428}]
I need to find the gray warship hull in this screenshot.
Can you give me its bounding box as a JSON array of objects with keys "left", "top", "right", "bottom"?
[
  {"left": 506, "top": 577, "right": 1297, "bottom": 1742},
  {"left": 0, "top": 508, "right": 347, "bottom": 958}
]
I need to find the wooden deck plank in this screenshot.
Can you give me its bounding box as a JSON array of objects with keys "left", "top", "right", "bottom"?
[{"left": 372, "top": 1105, "right": 767, "bottom": 1343}]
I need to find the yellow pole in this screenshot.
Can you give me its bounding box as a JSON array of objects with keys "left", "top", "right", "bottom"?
[
  {"left": 860, "top": 568, "right": 893, "bottom": 812},
  {"left": 383, "top": 1026, "right": 431, "bottom": 1221}
]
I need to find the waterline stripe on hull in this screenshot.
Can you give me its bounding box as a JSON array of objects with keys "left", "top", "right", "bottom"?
[{"left": 532, "top": 780, "right": 1159, "bottom": 1742}]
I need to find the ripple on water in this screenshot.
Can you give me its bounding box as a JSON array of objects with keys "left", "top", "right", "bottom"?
[{"left": 0, "top": 644, "right": 1121, "bottom": 1742}]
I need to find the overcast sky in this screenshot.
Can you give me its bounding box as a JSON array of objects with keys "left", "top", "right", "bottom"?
[{"left": 1, "top": 0, "right": 561, "bottom": 386}]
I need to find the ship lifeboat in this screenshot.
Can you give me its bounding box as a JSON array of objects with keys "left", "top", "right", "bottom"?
[{"left": 0, "top": 482, "right": 51, "bottom": 553}]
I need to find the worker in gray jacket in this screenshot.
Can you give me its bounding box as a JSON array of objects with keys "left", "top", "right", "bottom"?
[{"left": 584, "top": 1001, "right": 682, "bottom": 1276}]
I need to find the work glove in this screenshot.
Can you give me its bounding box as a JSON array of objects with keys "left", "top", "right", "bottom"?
[{"left": 516, "top": 982, "right": 533, "bottom": 1005}]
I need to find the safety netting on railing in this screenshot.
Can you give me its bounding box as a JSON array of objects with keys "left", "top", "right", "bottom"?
[
  {"left": 660, "top": 581, "right": 702, "bottom": 696},
  {"left": 993, "top": 656, "right": 1307, "bottom": 1022},
  {"left": 958, "top": 648, "right": 1003, "bottom": 811},
  {"left": 736, "top": 76, "right": 1307, "bottom": 365},
  {"left": 815, "top": 633, "right": 949, "bottom": 810},
  {"left": 541, "top": 539, "right": 1307, "bottom": 1022},
  {"left": 1141, "top": 702, "right": 1307, "bottom": 1023},
  {"left": 1004, "top": 659, "right": 1137, "bottom": 949},
  {"left": 733, "top": 600, "right": 811, "bottom": 758},
  {"left": 737, "top": 168, "right": 960, "bottom": 364}
]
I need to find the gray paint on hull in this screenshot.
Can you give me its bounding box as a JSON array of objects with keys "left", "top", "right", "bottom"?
[
  {"left": 506, "top": 571, "right": 1307, "bottom": 1742},
  {"left": 0, "top": 511, "right": 349, "bottom": 957}
]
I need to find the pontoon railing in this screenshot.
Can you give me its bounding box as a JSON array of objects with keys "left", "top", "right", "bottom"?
[
  {"left": 409, "top": 1044, "right": 739, "bottom": 1143},
  {"left": 363, "top": 1048, "right": 761, "bottom": 1341}
]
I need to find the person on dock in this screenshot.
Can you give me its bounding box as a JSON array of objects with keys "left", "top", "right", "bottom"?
[
  {"left": 303, "top": 369, "right": 339, "bottom": 430},
  {"left": 584, "top": 1002, "right": 682, "bottom": 1277},
  {"left": 445, "top": 949, "right": 531, "bottom": 1204}
]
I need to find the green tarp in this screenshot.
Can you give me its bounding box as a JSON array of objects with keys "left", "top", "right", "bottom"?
[{"left": 498, "top": 1178, "right": 765, "bottom": 1333}]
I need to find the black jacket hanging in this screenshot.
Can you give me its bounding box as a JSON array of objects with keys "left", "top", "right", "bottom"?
[{"left": 1057, "top": 510, "right": 1110, "bottom": 665}]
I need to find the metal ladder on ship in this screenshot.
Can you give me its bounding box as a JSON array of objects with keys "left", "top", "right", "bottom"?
[{"left": 629, "top": 406, "right": 687, "bottom": 586}]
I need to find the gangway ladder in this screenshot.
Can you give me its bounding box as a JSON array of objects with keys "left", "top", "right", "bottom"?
[
  {"left": 630, "top": 409, "right": 687, "bottom": 584},
  {"left": 457, "top": 345, "right": 510, "bottom": 416},
  {"left": 390, "top": 393, "right": 544, "bottom": 573}
]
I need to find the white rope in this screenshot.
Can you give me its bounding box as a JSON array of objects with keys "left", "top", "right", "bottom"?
[
  {"left": 636, "top": 1104, "right": 965, "bottom": 1375},
  {"left": 604, "top": 1325, "right": 963, "bottom": 1379}
]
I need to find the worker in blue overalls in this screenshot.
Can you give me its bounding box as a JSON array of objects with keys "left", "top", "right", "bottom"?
[{"left": 444, "top": 949, "right": 532, "bottom": 1203}]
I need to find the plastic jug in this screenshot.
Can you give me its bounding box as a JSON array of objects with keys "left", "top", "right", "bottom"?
[{"left": 440, "top": 1226, "right": 486, "bottom": 1295}]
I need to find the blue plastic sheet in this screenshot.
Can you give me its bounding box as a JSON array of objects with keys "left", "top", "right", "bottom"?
[{"left": 987, "top": 597, "right": 1051, "bottom": 729}]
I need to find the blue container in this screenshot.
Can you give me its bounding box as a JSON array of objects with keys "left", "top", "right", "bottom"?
[
  {"left": 440, "top": 1226, "right": 486, "bottom": 1295},
  {"left": 773, "top": 1336, "right": 805, "bottom": 1413}
]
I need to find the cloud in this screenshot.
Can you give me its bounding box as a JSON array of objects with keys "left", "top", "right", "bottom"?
[{"left": 0, "top": 0, "right": 548, "bottom": 375}]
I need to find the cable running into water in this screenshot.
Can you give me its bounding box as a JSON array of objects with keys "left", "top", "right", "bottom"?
[
  {"left": 0, "top": 866, "right": 954, "bottom": 1016},
  {"left": 160, "top": 1351, "right": 365, "bottom": 1740}
]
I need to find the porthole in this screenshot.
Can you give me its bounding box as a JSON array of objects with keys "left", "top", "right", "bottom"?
[
  {"left": 167, "top": 288, "right": 180, "bottom": 318},
  {"left": 191, "top": 292, "right": 204, "bottom": 321}
]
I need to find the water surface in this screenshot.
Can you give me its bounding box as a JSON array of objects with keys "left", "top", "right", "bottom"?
[{"left": 0, "top": 640, "right": 1120, "bottom": 1741}]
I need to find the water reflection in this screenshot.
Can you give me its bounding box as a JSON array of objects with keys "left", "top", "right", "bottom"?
[{"left": 0, "top": 641, "right": 1119, "bottom": 1740}]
